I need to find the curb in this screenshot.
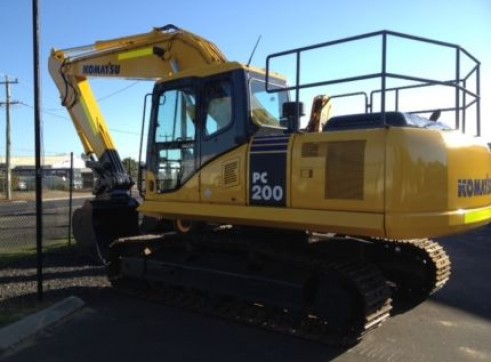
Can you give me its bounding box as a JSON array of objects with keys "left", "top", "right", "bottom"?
[{"left": 0, "top": 296, "right": 85, "bottom": 354}]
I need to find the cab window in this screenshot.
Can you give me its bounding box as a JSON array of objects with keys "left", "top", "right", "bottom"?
[
  {"left": 249, "top": 77, "right": 289, "bottom": 128},
  {"left": 204, "top": 80, "right": 233, "bottom": 136}
]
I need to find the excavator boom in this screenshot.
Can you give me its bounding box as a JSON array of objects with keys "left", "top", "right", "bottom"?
[
  {"left": 49, "top": 24, "right": 226, "bottom": 190},
  {"left": 48, "top": 24, "right": 228, "bottom": 257}
]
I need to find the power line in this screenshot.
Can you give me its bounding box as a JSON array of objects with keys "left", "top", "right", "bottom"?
[
  {"left": 96, "top": 80, "right": 141, "bottom": 101},
  {"left": 18, "top": 102, "right": 141, "bottom": 135},
  {"left": 18, "top": 78, "right": 143, "bottom": 109},
  {"left": 19, "top": 101, "right": 71, "bottom": 120}
]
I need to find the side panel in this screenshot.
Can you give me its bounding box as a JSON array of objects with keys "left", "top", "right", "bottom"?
[
  {"left": 249, "top": 135, "right": 290, "bottom": 207},
  {"left": 144, "top": 171, "right": 200, "bottom": 204},
  {"left": 199, "top": 145, "right": 248, "bottom": 205},
  {"left": 385, "top": 128, "right": 491, "bottom": 239},
  {"left": 290, "top": 130, "right": 386, "bottom": 214}
]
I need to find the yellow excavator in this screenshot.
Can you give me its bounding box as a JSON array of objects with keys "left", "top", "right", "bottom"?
[{"left": 49, "top": 25, "right": 491, "bottom": 345}]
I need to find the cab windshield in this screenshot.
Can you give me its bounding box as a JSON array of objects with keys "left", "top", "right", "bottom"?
[{"left": 249, "top": 75, "right": 289, "bottom": 128}]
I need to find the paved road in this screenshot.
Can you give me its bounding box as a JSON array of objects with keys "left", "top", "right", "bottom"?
[{"left": 3, "top": 226, "right": 491, "bottom": 362}]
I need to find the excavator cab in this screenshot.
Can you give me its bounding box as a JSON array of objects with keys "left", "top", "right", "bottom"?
[{"left": 144, "top": 66, "right": 290, "bottom": 196}]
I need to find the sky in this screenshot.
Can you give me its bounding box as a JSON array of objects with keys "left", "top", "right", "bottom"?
[{"left": 0, "top": 0, "right": 490, "bottom": 162}]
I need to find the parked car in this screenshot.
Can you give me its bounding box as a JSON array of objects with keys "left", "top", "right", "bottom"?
[{"left": 16, "top": 179, "right": 27, "bottom": 191}]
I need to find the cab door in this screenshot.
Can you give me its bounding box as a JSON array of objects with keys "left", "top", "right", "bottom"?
[
  {"left": 198, "top": 72, "right": 250, "bottom": 205},
  {"left": 149, "top": 82, "right": 200, "bottom": 201}
]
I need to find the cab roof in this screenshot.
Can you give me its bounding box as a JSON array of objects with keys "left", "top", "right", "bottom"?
[{"left": 156, "top": 61, "right": 287, "bottom": 84}]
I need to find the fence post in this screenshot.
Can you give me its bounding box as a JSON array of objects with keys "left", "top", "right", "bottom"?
[
  {"left": 127, "top": 158, "right": 132, "bottom": 197},
  {"left": 68, "top": 152, "right": 73, "bottom": 246}
]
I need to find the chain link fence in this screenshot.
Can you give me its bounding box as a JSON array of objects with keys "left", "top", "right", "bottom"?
[
  {"left": 0, "top": 161, "right": 141, "bottom": 317},
  {"left": 0, "top": 185, "right": 91, "bottom": 254},
  {"left": 0, "top": 159, "right": 143, "bottom": 256},
  {"left": 0, "top": 165, "right": 142, "bottom": 254}
]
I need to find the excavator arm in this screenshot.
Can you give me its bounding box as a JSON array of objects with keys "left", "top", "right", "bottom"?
[
  {"left": 48, "top": 24, "right": 227, "bottom": 195},
  {"left": 49, "top": 24, "right": 227, "bottom": 258}
]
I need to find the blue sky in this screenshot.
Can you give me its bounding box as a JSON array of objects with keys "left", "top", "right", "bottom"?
[{"left": 0, "top": 0, "right": 490, "bottom": 160}]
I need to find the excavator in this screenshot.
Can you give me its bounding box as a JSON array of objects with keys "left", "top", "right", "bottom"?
[{"left": 49, "top": 25, "right": 491, "bottom": 345}]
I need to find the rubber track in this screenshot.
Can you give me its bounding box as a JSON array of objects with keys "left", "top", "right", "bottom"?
[
  {"left": 109, "top": 234, "right": 392, "bottom": 346},
  {"left": 371, "top": 238, "right": 451, "bottom": 297}
]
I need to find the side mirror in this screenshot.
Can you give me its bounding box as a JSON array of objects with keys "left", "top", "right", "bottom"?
[{"left": 282, "top": 102, "right": 305, "bottom": 132}]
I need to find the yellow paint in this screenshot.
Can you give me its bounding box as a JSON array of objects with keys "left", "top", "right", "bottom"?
[
  {"left": 385, "top": 128, "right": 491, "bottom": 238},
  {"left": 74, "top": 78, "right": 117, "bottom": 157},
  {"left": 199, "top": 146, "right": 248, "bottom": 205},
  {"left": 138, "top": 200, "right": 385, "bottom": 237}
]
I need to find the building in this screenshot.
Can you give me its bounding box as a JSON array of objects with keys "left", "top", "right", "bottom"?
[
  {"left": 0, "top": 155, "right": 93, "bottom": 191},
  {"left": 0, "top": 155, "right": 86, "bottom": 169}
]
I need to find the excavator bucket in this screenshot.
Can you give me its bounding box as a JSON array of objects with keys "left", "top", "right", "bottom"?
[{"left": 72, "top": 197, "right": 140, "bottom": 262}]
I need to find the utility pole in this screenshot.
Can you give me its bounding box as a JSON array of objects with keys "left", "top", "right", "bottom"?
[
  {"left": 33, "top": 0, "right": 44, "bottom": 302},
  {"left": 0, "top": 75, "right": 19, "bottom": 200}
]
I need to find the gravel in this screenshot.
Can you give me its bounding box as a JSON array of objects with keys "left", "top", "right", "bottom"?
[{"left": 0, "top": 247, "right": 110, "bottom": 325}]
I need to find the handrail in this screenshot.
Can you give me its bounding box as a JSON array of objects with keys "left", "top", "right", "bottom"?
[{"left": 265, "top": 30, "right": 481, "bottom": 136}]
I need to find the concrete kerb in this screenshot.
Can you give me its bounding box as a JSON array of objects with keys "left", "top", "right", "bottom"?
[{"left": 0, "top": 296, "right": 85, "bottom": 354}]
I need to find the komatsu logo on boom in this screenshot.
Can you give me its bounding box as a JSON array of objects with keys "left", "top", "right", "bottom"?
[
  {"left": 82, "top": 63, "right": 121, "bottom": 75},
  {"left": 458, "top": 177, "right": 491, "bottom": 197}
]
